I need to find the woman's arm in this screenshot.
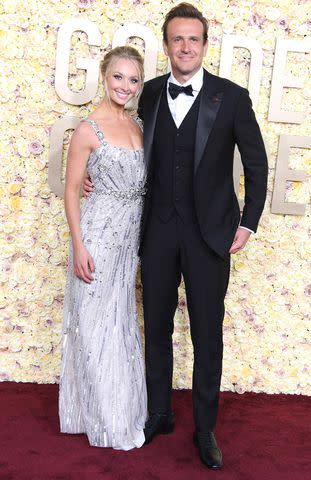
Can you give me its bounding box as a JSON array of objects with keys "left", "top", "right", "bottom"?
[{"left": 64, "top": 123, "right": 95, "bottom": 283}]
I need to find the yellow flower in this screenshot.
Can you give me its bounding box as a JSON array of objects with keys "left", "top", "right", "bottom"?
[
  {"left": 223, "top": 315, "right": 232, "bottom": 326},
  {"left": 33, "top": 159, "right": 46, "bottom": 171},
  {"left": 58, "top": 226, "right": 70, "bottom": 242},
  {"left": 8, "top": 183, "right": 22, "bottom": 194},
  {"left": 233, "top": 260, "right": 247, "bottom": 272},
  {"left": 10, "top": 197, "right": 21, "bottom": 211},
  {"left": 16, "top": 138, "right": 30, "bottom": 158}
]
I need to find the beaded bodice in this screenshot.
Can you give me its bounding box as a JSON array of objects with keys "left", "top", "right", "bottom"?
[{"left": 83, "top": 118, "right": 146, "bottom": 202}]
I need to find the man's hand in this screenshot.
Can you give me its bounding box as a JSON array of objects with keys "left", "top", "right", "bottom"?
[
  {"left": 82, "top": 175, "right": 93, "bottom": 198},
  {"left": 229, "top": 227, "right": 251, "bottom": 254}
]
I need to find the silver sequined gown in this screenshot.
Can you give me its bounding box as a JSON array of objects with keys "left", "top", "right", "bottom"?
[{"left": 59, "top": 119, "right": 147, "bottom": 450}]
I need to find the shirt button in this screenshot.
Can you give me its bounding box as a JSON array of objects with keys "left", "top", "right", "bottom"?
[
  {"left": 176, "top": 165, "right": 180, "bottom": 170},
  {"left": 175, "top": 197, "right": 179, "bottom": 201}
]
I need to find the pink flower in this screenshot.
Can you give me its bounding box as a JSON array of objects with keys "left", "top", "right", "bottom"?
[
  {"left": 249, "top": 13, "right": 265, "bottom": 28},
  {"left": 266, "top": 272, "right": 276, "bottom": 280},
  {"left": 254, "top": 324, "right": 265, "bottom": 334},
  {"left": 208, "top": 35, "right": 221, "bottom": 45},
  {"left": 31, "top": 365, "right": 41, "bottom": 370},
  {"left": 6, "top": 234, "right": 14, "bottom": 243},
  {"left": 47, "top": 74, "right": 55, "bottom": 87},
  {"left": 252, "top": 377, "right": 262, "bottom": 387},
  {"left": 239, "top": 57, "right": 250, "bottom": 68},
  {"left": 78, "top": 0, "right": 96, "bottom": 8},
  {"left": 3, "top": 261, "right": 12, "bottom": 273},
  {"left": 281, "top": 288, "right": 289, "bottom": 296},
  {"left": 178, "top": 297, "right": 187, "bottom": 311},
  {"left": 20, "top": 307, "right": 30, "bottom": 317},
  {"left": 277, "top": 17, "right": 289, "bottom": 31},
  {"left": 28, "top": 140, "right": 43, "bottom": 155},
  {"left": 304, "top": 284, "right": 311, "bottom": 297},
  {"left": 235, "top": 385, "right": 245, "bottom": 394}
]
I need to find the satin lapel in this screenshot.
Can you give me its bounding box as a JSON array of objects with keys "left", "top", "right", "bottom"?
[
  {"left": 143, "top": 75, "right": 169, "bottom": 170},
  {"left": 194, "top": 71, "right": 223, "bottom": 174}
]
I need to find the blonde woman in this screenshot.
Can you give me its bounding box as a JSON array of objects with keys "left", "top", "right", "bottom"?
[{"left": 59, "top": 46, "right": 147, "bottom": 450}]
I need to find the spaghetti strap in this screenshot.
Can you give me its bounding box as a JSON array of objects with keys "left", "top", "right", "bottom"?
[
  {"left": 82, "top": 118, "right": 105, "bottom": 143},
  {"left": 134, "top": 116, "right": 143, "bottom": 132}
]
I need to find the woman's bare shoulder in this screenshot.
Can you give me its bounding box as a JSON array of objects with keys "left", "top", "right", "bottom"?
[{"left": 70, "top": 119, "right": 98, "bottom": 145}]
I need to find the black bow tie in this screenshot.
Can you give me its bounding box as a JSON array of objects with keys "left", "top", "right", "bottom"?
[{"left": 168, "top": 82, "right": 194, "bottom": 99}]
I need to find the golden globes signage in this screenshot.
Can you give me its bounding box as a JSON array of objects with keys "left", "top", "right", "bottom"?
[{"left": 48, "top": 18, "right": 311, "bottom": 216}]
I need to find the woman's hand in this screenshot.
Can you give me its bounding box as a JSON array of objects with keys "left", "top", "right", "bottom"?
[{"left": 73, "top": 244, "right": 95, "bottom": 283}]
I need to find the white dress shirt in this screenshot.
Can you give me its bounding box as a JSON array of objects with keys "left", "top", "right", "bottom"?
[
  {"left": 167, "top": 67, "right": 204, "bottom": 128},
  {"left": 166, "top": 67, "right": 253, "bottom": 235}
]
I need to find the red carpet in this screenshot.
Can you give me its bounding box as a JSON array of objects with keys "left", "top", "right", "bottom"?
[{"left": 0, "top": 383, "right": 310, "bottom": 480}]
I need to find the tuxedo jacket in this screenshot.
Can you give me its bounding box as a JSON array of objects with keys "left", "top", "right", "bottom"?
[{"left": 138, "top": 69, "right": 268, "bottom": 258}]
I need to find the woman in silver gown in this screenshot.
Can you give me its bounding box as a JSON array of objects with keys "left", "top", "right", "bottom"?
[{"left": 59, "top": 46, "right": 147, "bottom": 450}]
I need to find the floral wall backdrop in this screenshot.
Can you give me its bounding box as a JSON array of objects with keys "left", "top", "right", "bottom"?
[{"left": 0, "top": 0, "right": 310, "bottom": 394}]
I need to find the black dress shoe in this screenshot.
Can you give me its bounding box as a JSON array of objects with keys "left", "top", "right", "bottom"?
[
  {"left": 143, "top": 412, "right": 175, "bottom": 445},
  {"left": 193, "top": 431, "right": 223, "bottom": 469}
]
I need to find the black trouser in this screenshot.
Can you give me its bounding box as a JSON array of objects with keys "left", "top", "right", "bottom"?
[{"left": 141, "top": 213, "right": 230, "bottom": 432}]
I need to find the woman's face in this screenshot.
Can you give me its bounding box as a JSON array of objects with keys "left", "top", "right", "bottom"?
[{"left": 105, "top": 58, "right": 141, "bottom": 106}]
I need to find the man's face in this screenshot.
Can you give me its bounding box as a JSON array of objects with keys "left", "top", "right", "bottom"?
[{"left": 163, "top": 17, "right": 208, "bottom": 82}]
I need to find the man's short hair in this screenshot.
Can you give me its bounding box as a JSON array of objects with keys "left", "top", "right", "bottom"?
[{"left": 162, "top": 2, "right": 209, "bottom": 44}]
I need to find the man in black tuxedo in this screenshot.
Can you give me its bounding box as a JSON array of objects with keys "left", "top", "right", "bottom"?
[
  {"left": 138, "top": 2, "right": 268, "bottom": 469},
  {"left": 83, "top": 2, "right": 267, "bottom": 469}
]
